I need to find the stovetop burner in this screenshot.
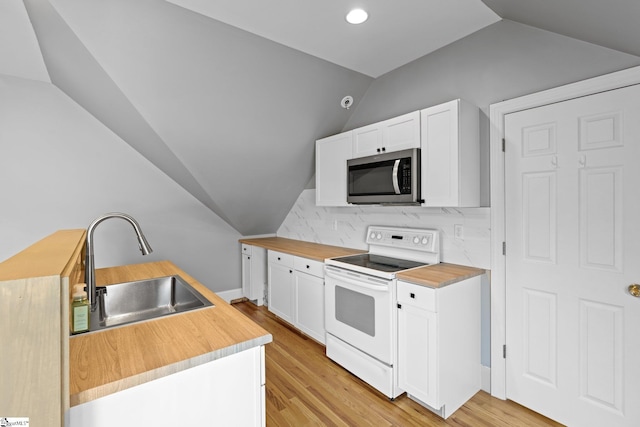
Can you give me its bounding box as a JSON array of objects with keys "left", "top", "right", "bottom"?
[{"left": 331, "top": 253, "right": 427, "bottom": 273}]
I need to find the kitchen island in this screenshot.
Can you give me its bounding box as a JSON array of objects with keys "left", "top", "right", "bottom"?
[
  {"left": 0, "top": 230, "right": 271, "bottom": 427},
  {"left": 69, "top": 260, "right": 272, "bottom": 426}
]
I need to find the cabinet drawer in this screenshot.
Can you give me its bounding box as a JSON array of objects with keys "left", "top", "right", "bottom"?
[
  {"left": 241, "top": 244, "right": 252, "bottom": 255},
  {"left": 294, "top": 257, "right": 324, "bottom": 278},
  {"left": 397, "top": 280, "right": 437, "bottom": 312},
  {"left": 268, "top": 250, "right": 294, "bottom": 267}
]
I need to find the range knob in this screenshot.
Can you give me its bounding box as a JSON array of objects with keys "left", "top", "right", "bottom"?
[
  {"left": 413, "top": 236, "right": 420, "bottom": 244},
  {"left": 422, "top": 236, "right": 430, "bottom": 245},
  {"left": 370, "top": 231, "right": 376, "bottom": 240},
  {"left": 376, "top": 233, "right": 382, "bottom": 240}
]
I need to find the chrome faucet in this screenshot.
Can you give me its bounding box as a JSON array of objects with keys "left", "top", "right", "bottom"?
[{"left": 85, "top": 212, "right": 153, "bottom": 311}]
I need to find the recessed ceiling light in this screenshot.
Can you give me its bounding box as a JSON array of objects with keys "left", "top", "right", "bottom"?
[{"left": 346, "top": 9, "right": 368, "bottom": 25}]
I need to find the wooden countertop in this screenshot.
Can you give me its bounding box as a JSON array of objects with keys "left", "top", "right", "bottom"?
[
  {"left": 239, "top": 236, "right": 365, "bottom": 261},
  {"left": 396, "top": 262, "right": 485, "bottom": 288},
  {"left": 242, "top": 236, "right": 485, "bottom": 288},
  {"left": 69, "top": 260, "right": 272, "bottom": 406}
]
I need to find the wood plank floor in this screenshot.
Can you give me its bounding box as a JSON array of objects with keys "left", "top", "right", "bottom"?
[{"left": 232, "top": 301, "right": 563, "bottom": 427}]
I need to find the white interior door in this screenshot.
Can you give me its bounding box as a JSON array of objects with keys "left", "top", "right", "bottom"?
[{"left": 505, "top": 84, "right": 640, "bottom": 426}]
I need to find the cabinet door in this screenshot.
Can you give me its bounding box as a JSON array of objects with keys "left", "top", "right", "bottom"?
[
  {"left": 353, "top": 122, "right": 383, "bottom": 157},
  {"left": 70, "top": 346, "right": 264, "bottom": 427},
  {"left": 397, "top": 302, "right": 439, "bottom": 408},
  {"left": 421, "top": 99, "right": 479, "bottom": 207},
  {"left": 268, "top": 262, "right": 294, "bottom": 323},
  {"left": 353, "top": 111, "right": 420, "bottom": 157},
  {"left": 294, "top": 271, "right": 325, "bottom": 344},
  {"left": 241, "top": 245, "right": 266, "bottom": 304},
  {"left": 242, "top": 253, "right": 251, "bottom": 299},
  {"left": 316, "top": 132, "right": 353, "bottom": 206},
  {"left": 382, "top": 111, "right": 421, "bottom": 153}
]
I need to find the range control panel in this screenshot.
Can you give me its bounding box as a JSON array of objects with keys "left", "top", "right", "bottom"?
[{"left": 365, "top": 226, "right": 439, "bottom": 254}]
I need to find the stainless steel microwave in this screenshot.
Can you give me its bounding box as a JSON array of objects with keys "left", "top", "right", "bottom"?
[{"left": 347, "top": 148, "right": 421, "bottom": 205}]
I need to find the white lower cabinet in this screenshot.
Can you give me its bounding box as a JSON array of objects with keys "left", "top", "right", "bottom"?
[
  {"left": 268, "top": 251, "right": 325, "bottom": 344},
  {"left": 294, "top": 257, "right": 325, "bottom": 344},
  {"left": 242, "top": 244, "right": 266, "bottom": 305},
  {"left": 268, "top": 251, "right": 295, "bottom": 323},
  {"left": 69, "top": 346, "right": 266, "bottom": 427},
  {"left": 396, "top": 276, "right": 481, "bottom": 419}
]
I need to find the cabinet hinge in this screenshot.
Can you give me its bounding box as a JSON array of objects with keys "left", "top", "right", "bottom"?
[
  {"left": 503, "top": 345, "right": 507, "bottom": 359},
  {"left": 502, "top": 241, "right": 506, "bottom": 256},
  {"left": 502, "top": 138, "right": 506, "bottom": 152}
]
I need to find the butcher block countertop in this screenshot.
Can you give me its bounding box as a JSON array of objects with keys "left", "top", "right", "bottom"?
[
  {"left": 396, "top": 262, "right": 485, "bottom": 288},
  {"left": 69, "top": 260, "right": 272, "bottom": 406},
  {"left": 239, "top": 236, "right": 365, "bottom": 261},
  {"left": 241, "top": 236, "right": 485, "bottom": 288}
]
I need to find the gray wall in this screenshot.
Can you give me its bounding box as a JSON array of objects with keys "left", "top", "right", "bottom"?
[{"left": 0, "top": 75, "right": 242, "bottom": 293}]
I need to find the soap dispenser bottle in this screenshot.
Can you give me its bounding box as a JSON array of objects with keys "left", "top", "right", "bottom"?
[{"left": 72, "top": 284, "right": 90, "bottom": 334}]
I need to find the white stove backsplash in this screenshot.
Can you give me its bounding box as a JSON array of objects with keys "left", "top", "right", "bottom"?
[{"left": 277, "top": 189, "right": 490, "bottom": 269}]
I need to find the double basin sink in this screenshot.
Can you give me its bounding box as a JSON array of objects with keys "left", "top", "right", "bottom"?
[{"left": 89, "top": 275, "right": 214, "bottom": 332}]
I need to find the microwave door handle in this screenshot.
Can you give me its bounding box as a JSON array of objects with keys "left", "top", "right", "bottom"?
[{"left": 392, "top": 159, "right": 401, "bottom": 194}]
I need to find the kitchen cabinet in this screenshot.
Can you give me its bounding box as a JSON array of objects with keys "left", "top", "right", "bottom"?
[
  {"left": 420, "top": 99, "right": 479, "bottom": 207},
  {"left": 353, "top": 111, "right": 420, "bottom": 157},
  {"left": 316, "top": 131, "right": 353, "bottom": 206},
  {"left": 242, "top": 243, "right": 266, "bottom": 305},
  {"left": 268, "top": 250, "right": 326, "bottom": 344},
  {"left": 268, "top": 250, "right": 295, "bottom": 324},
  {"left": 70, "top": 346, "right": 266, "bottom": 427},
  {"left": 396, "top": 276, "right": 481, "bottom": 419},
  {"left": 294, "top": 257, "right": 325, "bottom": 344}
]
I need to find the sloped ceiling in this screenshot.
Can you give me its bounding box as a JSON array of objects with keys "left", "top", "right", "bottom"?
[
  {"left": 23, "top": 0, "right": 373, "bottom": 236},
  {"left": 165, "top": 0, "right": 501, "bottom": 78},
  {"left": 17, "top": 0, "right": 640, "bottom": 236}
]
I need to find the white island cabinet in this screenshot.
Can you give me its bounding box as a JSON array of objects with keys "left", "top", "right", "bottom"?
[
  {"left": 396, "top": 276, "right": 481, "bottom": 419},
  {"left": 70, "top": 345, "right": 266, "bottom": 427},
  {"left": 268, "top": 250, "right": 326, "bottom": 344}
]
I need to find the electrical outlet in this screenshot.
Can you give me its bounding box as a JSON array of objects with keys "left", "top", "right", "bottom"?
[{"left": 454, "top": 224, "right": 464, "bottom": 240}]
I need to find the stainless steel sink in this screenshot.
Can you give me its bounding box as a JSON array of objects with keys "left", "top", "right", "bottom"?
[{"left": 89, "top": 275, "right": 214, "bottom": 331}]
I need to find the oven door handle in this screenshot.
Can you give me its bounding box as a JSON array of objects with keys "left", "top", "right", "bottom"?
[
  {"left": 325, "top": 269, "right": 390, "bottom": 292},
  {"left": 392, "top": 159, "right": 401, "bottom": 194}
]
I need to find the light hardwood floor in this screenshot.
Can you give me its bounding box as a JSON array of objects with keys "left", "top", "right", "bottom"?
[{"left": 232, "top": 301, "right": 563, "bottom": 427}]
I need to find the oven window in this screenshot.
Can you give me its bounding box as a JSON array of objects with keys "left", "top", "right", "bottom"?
[{"left": 335, "top": 286, "right": 375, "bottom": 337}]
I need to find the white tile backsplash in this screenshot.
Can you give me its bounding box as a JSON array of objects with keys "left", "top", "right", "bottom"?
[{"left": 277, "top": 189, "right": 491, "bottom": 269}]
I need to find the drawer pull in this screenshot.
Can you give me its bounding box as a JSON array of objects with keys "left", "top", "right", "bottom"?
[
  {"left": 278, "top": 257, "right": 281, "bottom": 260},
  {"left": 410, "top": 293, "right": 415, "bottom": 299},
  {"left": 397, "top": 303, "right": 402, "bottom": 309},
  {"left": 306, "top": 265, "right": 310, "bottom": 269}
]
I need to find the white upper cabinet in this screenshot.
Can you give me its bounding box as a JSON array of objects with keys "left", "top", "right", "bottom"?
[
  {"left": 420, "top": 99, "right": 479, "bottom": 207},
  {"left": 316, "top": 131, "right": 353, "bottom": 206},
  {"left": 353, "top": 111, "right": 420, "bottom": 157}
]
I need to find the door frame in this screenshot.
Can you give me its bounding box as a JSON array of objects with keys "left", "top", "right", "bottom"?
[{"left": 488, "top": 65, "right": 640, "bottom": 399}]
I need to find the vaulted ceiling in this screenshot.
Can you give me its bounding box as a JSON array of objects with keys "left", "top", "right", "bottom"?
[{"left": 12, "top": 0, "right": 640, "bottom": 235}]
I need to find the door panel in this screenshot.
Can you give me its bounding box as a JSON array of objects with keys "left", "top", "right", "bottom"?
[{"left": 505, "top": 84, "right": 640, "bottom": 426}]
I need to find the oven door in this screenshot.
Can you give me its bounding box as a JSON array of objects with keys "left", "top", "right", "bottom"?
[{"left": 325, "top": 266, "right": 394, "bottom": 365}]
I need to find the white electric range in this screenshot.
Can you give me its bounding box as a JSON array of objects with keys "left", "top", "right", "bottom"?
[{"left": 324, "top": 226, "right": 440, "bottom": 399}]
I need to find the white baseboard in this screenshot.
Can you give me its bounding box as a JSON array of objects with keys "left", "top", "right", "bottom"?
[
  {"left": 216, "top": 288, "right": 243, "bottom": 303},
  {"left": 481, "top": 365, "right": 491, "bottom": 393}
]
